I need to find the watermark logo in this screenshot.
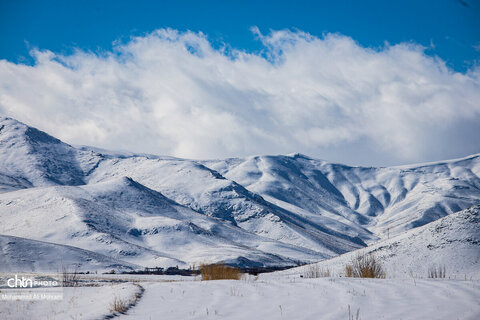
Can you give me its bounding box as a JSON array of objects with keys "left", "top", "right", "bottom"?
[
  {"left": 6, "top": 275, "right": 59, "bottom": 288},
  {"left": 1, "top": 274, "right": 63, "bottom": 301}
]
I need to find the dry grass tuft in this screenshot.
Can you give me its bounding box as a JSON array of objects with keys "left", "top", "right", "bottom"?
[
  {"left": 345, "top": 264, "right": 354, "bottom": 278},
  {"left": 348, "top": 304, "right": 360, "bottom": 320},
  {"left": 62, "top": 266, "right": 80, "bottom": 287},
  {"left": 345, "top": 253, "right": 385, "bottom": 278},
  {"left": 304, "top": 264, "right": 331, "bottom": 278},
  {"left": 428, "top": 265, "right": 446, "bottom": 278},
  {"left": 111, "top": 296, "right": 128, "bottom": 313},
  {"left": 199, "top": 264, "right": 242, "bottom": 280}
]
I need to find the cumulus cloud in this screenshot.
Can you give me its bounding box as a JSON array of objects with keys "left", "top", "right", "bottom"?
[{"left": 0, "top": 28, "right": 479, "bottom": 166}]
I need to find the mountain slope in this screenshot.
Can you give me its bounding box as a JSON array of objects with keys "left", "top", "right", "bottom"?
[
  {"left": 0, "top": 176, "right": 335, "bottom": 269},
  {"left": 280, "top": 204, "right": 480, "bottom": 279},
  {"left": 205, "top": 153, "right": 480, "bottom": 240},
  {"left": 86, "top": 156, "right": 365, "bottom": 255}
]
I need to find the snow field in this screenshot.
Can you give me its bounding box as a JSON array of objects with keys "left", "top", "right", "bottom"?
[{"left": 120, "top": 276, "right": 480, "bottom": 320}]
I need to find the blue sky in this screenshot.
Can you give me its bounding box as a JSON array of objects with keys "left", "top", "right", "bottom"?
[
  {"left": 0, "top": 0, "right": 479, "bottom": 166},
  {"left": 1, "top": 0, "right": 479, "bottom": 71}
]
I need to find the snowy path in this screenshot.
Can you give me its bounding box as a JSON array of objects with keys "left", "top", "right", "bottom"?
[{"left": 120, "top": 277, "right": 480, "bottom": 320}]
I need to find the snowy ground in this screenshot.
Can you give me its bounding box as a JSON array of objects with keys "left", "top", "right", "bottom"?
[
  {"left": 0, "top": 281, "right": 141, "bottom": 320},
  {"left": 1, "top": 274, "right": 479, "bottom": 320}
]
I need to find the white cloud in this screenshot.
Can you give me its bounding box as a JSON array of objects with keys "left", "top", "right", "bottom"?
[{"left": 1, "top": 28, "right": 479, "bottom": 166}]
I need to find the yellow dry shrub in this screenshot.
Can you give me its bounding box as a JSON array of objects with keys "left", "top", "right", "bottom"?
[
  {"left": 199, "top": 264, "right": 242, "bottom": 280},
  {"left": 345, "top": 253, "right": 385, "bottom": 278}
]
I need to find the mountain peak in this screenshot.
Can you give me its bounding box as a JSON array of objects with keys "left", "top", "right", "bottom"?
[
  {"left": 287, "top": 153, "right": 313, "bottom": 160},
  {"left": 0, "top": 116, "right": 61, "bottom": 146},
  {"left": 0, "top": 116, "right": 102, "bottom": 188}
]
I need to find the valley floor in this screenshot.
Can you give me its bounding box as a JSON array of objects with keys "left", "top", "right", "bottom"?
[{"left": 1, "top": 274, "right": 479, "bottom": 320}]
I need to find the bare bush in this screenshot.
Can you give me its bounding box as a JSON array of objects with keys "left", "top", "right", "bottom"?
[
  {"left": 199, "top": 264, "right": 242, "bottom": 280},
  {"left": 62, "top": 266, "right": 80, "bottom": 287},
  {"left": 428, "top": 265, "right": 446, "bottom": 278},
  {"left": 345, "top": 253, "right": 385, "bottom": 278},
  {"left": 304, "top": 264, "right": 331, "bottom": 278}
]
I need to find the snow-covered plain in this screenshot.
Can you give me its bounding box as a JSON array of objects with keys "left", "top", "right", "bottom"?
[
  {"left": 1, "top": 274, "right": 479, "bottom": 320},
  {"left": 121, "top": 277, "right": 480, "bottom": 320}
]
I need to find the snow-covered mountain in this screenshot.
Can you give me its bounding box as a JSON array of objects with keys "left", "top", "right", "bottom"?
[
  {"left": 204, "top": 153, "right": 480, "bottom": 239},
  {"left": 0, "top": 176, "right": 330, "bottom": 270},
  {"left": 0, "top": 116, "right": 479, "bottom": 271}
]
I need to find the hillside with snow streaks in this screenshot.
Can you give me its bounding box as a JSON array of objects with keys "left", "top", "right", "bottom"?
[
  {"left": 0, "top": 116, "right": 479, "bottom": 271},
  {"left": 0, "top": 177, "right": 331, "bottom": 269},
  {"left": 276, "top": 204, "right": 480, "bottom": 279},
  {"left": 205, "top": 153, "right": 480, "bottom": 240},
  {"left": 86, "top": 155, "right": 365, "bottom": 255}
]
